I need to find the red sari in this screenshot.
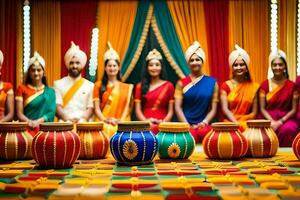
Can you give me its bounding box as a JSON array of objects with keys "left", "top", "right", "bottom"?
[
  {"left": 259, "top": 79, "right": 299, "bottom": 147},
  {"left": 134, "top": 81, "right": 174, "bottom": 134},
  {"left": 0, "top": 82, "right": 13, "bottom": 120}
]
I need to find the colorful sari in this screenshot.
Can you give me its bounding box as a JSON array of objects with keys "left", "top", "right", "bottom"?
[
  {"left": 16, "top": 84, "right": 56, "bottom": 136},
  {"left": 295, "top": 76, "right": 300, "bottom": 124},
  {"left": 93, "top": 81, "right": 133, "bottom": 137},
  {"left": 175, "top": 75, "right": 218, "bottom": 143},
  {"left": 259, "top": 79, "right": 299, "bottom": 147},
  {"left": 134, "top": 81, "right": 174, "bottom": 134},
  {"left": 0, "top": 82, "right": 13, "bottom": 120},
  {"left": 221, "top": 80, "right": 259, "bottom": 130}
]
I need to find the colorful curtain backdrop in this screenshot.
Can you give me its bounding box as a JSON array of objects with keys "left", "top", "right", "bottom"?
[
  {"left": 120, "top": 1, "right": 152, "bottom": 81},
  {"left": 152, "top": 0, "right": 189, "bottom": 78},
  {"left": 16, "top": 0, "right": 23, "bottom": 87},
  {"left": 229, "top": 0, "right": 270, "bottom": 84},
  {"left": 31, "top": 0, "right": 61, "bottom": 86},
  {"left": 278, "top": 0, "right": 296, "bottom": 80},
  {"left": 204, "top": 0, "right": 229, "bottom": 84},
  {"left": 0, "top": 0, "right": 17, "bottom": 87},
  {"left": 167, "top": 0, "right": 210, "bottom": 75},
  {"left": 60, "top": 0, "right": 98, "bottom": 79},
  {"left": 97, "top": 0, "right": 137, "bottom": 82}
]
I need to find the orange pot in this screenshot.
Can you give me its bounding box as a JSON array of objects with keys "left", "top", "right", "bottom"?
[
  {"left": 203, "top": 122, "right": 248, "bottom": 159},
  {"left": 77, "top": 122, "right": 109, "bottom": 159},
  {"left": 243, "top": 120, "right": 279, "bottom": 157},
  {"left": 0, "top": 122, "right": 33, "bottom": 160}
]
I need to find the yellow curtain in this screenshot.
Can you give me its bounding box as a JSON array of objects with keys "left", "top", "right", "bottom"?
[
  {"left": 279, "top": 0, "right": 296, "bottom": 80},
  {"left": 16, "top": 0, "right": 23, "bottom": 87},
  {"left": 31, "top": 0, "right": 61, "bottom": 86},
  {"left": 167, "top": 0, "right": 210, "bottom": 75},
  {"left": 97, "top": 1, "right": 137, "bottom": 81},
  {"left": 229, "top": 0, "right": 270, "bottom": 84}
]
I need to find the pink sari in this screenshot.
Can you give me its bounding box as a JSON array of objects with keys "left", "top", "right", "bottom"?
[{"left": 259, "top": 79, "right": 299, "bottom": 147}]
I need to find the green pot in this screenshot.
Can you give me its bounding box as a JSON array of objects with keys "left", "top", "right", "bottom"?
[{"left": 157, "top": 122, "right": 195, "bottom": 159}]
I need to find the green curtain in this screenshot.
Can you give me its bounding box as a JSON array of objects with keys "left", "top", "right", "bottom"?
[
  {"left": 120, "top": 0, "right": 150, "bottom": 77},
  {"left": 125, "top": 27, "right": 179, "bottom": 85},
  {"left": 153, "top": 0, "right": 190, "bottom": 76}
]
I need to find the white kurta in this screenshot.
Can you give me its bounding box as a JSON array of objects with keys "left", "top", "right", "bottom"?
[{"left": 54, "top": 76, "right": 94, "bottom": 121}]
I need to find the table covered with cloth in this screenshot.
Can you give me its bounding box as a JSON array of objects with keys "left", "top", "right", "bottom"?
[{"left": 0, "top": 146, "right": 300, "bottom": 200}]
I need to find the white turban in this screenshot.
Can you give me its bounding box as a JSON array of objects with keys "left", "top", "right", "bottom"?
[
  {"left": 267, "top": 49, "right": 287, "bottom": 79},
  {"left": 104, "top": 41, "right": 120, "bottom": 62},
  {"left": 228, "top": 44, "right": 250, "bottom": 67},
  {"left": 64, "top": 41, "right": 87, "bottom": 69},
  {"left": 0, "top": 50, "right": 3, "bottom": 65},
  {"left": 28, "top": 51, "right": 45, "bottom": 71},
  {"left": 185, "top": 41, "right": 206, "bottom": 63}
]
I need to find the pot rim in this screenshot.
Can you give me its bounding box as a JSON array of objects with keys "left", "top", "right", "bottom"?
[
  {"left": 159, "top": 122, "right": 189, "bottom": 132},
  {"left": 211, "top": 122, "right": 240, "bottom": 130},
  {"left": 0, "top": 122, "right": 28, "bottom": 131},
  {"left": 246, "top": 120, "right": 271, "bottom": 127},
  {"left": 39, "top": 122, "right": 74, "bottom": 131},
  {"left": 76, "top": 122, "right": 104, "bottom": 130}
]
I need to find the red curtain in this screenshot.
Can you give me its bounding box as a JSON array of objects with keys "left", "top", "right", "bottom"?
[
  {"left": 203, "top": 0, "right": 229, "bottom": 84},
  {"left": 0, "top": 0, "right": 17, "bottom": 87},
  {"left": 60, "top": 0, "right": 98, "bottom": 78}
]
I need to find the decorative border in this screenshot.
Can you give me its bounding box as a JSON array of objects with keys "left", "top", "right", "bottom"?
[
  {"left": 122, "top": 4, "right": 154, "bottom": 81},
  {"left": 151, "top": 13, "right": 185, "bottom": 78}
]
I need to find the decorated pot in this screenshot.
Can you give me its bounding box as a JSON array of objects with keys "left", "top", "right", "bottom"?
[
  {"left": 32, "top": 123, "right": 81, "bottom": 168},
  {"left": 243, "top": 120, "right": 279, "bottom": 157},
  {"left": 110, "top": 121, "right": 158, "bottom": 165},
  {"left": 76, "top": 122, "right": 109, "bottom": 159},
  {"left": 0, "top": 122, "right": 33, "bottom": 160},
  {"left": 292, "top": 134, "right": 300, "bottom": 160},
  {"left": 203, "top": 122, "right": 248, "bottom": 159},
  {"left": 157, "top": 122, "right": 195, "bottom": 159}
]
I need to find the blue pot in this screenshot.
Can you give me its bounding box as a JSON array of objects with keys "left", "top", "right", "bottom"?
[{"left": 110, "top": 121, "right": 158, "bottom": 165}]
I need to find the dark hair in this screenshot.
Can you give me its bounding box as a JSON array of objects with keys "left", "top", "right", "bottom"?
[
  {"left": 271, "top": 57, "right": 289, "bottom": 79},
  {"left": 25, "top": 64, "right": 48, "bottom": 86},
  {"left": 99, "top": 59, "right": 121, "bottom": 99},
  {"left": 141, "top": 59, "right": 167, "bottom": 104},
  {"left": 232, "top": 59, "right": 252, "bottom": 82}
]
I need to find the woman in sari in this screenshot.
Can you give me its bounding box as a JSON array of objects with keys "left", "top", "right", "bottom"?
[
  {"left": 16, "top": 52, "right": 56, "bottom": 136},
  {"left": 93, "top": 42, "right": 133, "bottom": 137},
  {"left": 174, "top": 41, "right": 218, "bottom": 143},
  {"left": 134, "top": 49, "right": 174, "bottom": 134},
  {"left": 220, "top": 45, "right": 259, "bottom": 130},
  {"left": 0, "top": 50, "right": 14, "bottom": 122},
  {"left": 259, "top": 50, "right": 299, "bottom": 147}
]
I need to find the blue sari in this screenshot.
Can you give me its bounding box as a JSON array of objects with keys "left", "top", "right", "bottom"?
[{"left": 182, "top": 76, "right": 216, "bottom": 125}]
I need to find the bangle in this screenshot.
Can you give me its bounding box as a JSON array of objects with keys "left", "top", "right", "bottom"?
[{"left": 201, "top": 120, "right": 208, "bottom": 126}]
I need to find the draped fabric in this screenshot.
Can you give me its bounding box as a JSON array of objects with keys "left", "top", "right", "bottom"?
[
  {"left": 121, "top": 1, "right": 152, "bottom": 81},
  {"left": 278, "top": 0, "right": 296, "bottom": 80},
  {"left": 152, "top": 0, "right": 189, "bottom": 77},
  {"left": 0, "top": 0, "right": 17, "bottom": 87},
  {"left": 97, "top": 1, "right": 137, "bottom": 82},
  {"left": 203, "top": 0, "right": 229, "bottom": 84},
  {"left": 167, "top": 0, "right": 210, "bottom": 75},
  {"left": 31, "top": 0, "right": 61, "bottom": 86},
  {"left": 229, "top": 0, "right": 270, "bottom": 84},
  {"left": 60, "top": 0, "right": 98, "bottom": 79}
]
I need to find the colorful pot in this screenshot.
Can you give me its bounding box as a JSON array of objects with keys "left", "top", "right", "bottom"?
[
  {"left": 157, "top": 122, "right": 195, "bottom": 159},
  {"left": 292, "top": 134, "right": 300, "bottom": 160},
  {"left": 243, "top": 120, "right": 279, "bottom": 157},
  {"left": 203, "top": 122, "right": 248, "bottom": 159},
  {"left": 32, "top": 123, "right": 81, "bottom": 169},
  {"left": 77, "top": 122, "right": 109, "bottom": 159},
  {"left": 110, "top": 121, "right": 158, "bottom": 165},
  {"left": 0, "top": 122, "right": 33, "bottom": 160}
]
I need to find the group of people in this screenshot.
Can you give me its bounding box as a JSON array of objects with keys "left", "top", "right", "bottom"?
[{"left": 0, "top": 41, "right": 300, "bottom": 147}]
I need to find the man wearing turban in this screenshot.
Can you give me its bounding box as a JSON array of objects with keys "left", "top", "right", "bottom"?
[{"left": 54, "top": 42, "right": 94, "bottom": 122}]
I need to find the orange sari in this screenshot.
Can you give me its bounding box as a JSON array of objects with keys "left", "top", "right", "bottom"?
[
  {"left": 93, "top": 81, "right": 133, "bottom": 137},
  {"left": 0, "top": 82, "right": 13, "bottom": 120},
  {"left": 221, "top": 80, "right": 259, "bottom": 129}
]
